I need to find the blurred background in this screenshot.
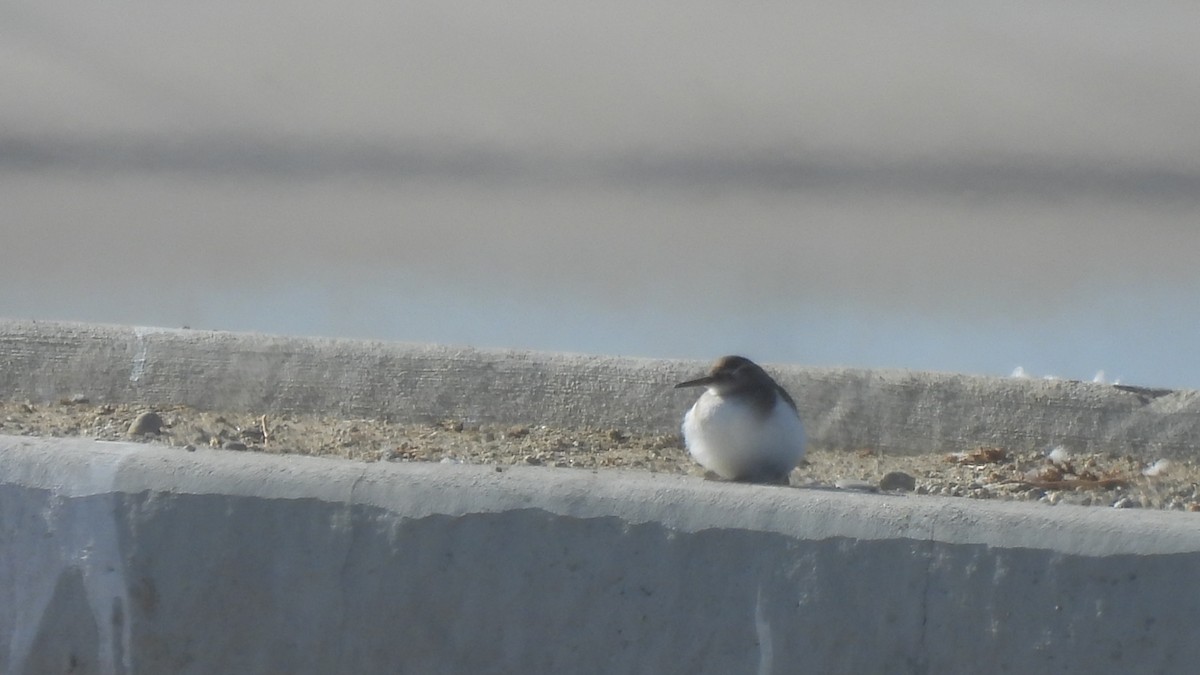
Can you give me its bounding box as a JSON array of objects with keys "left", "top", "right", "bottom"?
[{"left": 3, "top": 1, "right": 1199, "bottom": 387}]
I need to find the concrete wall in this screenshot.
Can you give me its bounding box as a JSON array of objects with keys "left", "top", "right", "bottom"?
[
  {"left": 4, "top": 321, "right": 1200, "bottom": 674},
  {"left": 3, "top": 435, "right": 1199, "bottom": 675},
  {"left": 3, "top": 319, "right": 1199, "bottom": 457}
]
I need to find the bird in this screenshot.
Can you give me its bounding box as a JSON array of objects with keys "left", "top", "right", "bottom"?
[{"left": 674, "top": 355, "right": 806, "bottom": 484}]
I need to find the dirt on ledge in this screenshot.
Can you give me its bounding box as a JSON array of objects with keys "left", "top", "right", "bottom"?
[{"left": 3, "top": 398, "right": 1198, "bottom": 512}]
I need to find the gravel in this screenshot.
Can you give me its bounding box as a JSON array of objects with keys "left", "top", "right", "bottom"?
[{"left": 3, "top": 399, "right": 1198, "bottom": 512}]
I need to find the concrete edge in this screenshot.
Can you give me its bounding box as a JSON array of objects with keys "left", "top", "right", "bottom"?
[
  {"left": 3, "top": 318, "right": 1200, "bottom": 457},
  {"left": 4, "top": 434, "right": 1197, "bottom": 557}
]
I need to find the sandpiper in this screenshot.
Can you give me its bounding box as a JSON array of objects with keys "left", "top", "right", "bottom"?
[{"left": 675, "top": 355, "right": 806, "bottom": 484}]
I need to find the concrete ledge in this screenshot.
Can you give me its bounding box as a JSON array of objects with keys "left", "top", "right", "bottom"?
[
  {"left": 3, "top": 319, "right": 1200, "bottom": 457},
  {"left": 3, "top": 435, "right": 1199, "bottom": 674}
]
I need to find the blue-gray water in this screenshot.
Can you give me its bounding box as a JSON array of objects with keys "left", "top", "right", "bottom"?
[{"left": 4, "top": 1, "right": 1199, "bottom": 388}]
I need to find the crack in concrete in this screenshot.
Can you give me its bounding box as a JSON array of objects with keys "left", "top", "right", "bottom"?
[
  {"left": 331, "top": 468, "right": 368, "bottom": 671},
  {"left": 912, "top": 506, "right": 941, "bottom": 675}
]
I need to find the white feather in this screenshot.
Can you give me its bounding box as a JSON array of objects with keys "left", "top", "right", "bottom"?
[{"left": 681, "top": 389, "right": 805, "bottom": 480}]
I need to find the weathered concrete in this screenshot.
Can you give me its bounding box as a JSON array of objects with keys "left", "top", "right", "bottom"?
[
  {"left": 2, "top": 435, "right": 1198, "bottom": 675},
  {"left": 3, "top": 319, "right": 1200, "bottom": 457}
]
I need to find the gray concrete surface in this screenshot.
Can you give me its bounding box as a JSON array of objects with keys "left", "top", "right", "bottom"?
[
  {"left": 3, "top": 434, "right": 1199, "bottom": 675},
  {"left": 3, "top": 319, "right": 1200, "bottom": 457}
]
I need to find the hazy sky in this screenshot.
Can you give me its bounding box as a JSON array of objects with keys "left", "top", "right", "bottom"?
[{"left": 4, "top": 2, "right": 1200, "bottom": 387}]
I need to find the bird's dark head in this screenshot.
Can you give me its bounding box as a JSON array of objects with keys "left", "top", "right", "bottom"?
[
  {"left": 674, "top": 355, "right": 769, "bottom": 394},
  {"left": 675, "top": 355, "right": 798, "bottom": 413}
]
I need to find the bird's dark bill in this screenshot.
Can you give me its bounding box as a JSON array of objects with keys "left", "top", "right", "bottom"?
[{"left": 674, "top": 376, "right": 715, "bottom": 389}]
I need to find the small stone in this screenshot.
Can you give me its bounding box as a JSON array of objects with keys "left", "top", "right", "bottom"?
[
  {"left": 1027, "top": 465, "right": 1064, "bottom": 483},
  {"left": 239, "top": 427, "right": 265, "bottom": 442},
  {"left": 222, "top": 441, "right": 248, "bottom": 451},
  {"left": 1143, "top": 459, "right": 1171, "bottom": 477},
  {"left": 184, "top": 444, "right": 196, "bottom": 452},
  {"left": 1047, "top": 446, "right": 1071, "bottom": 464},
  {"left": 879, "top": 471, "right": 917, "bottom": 492},
  {"left": 947, "top": 447, "right": 1007, "bottom": 465},
  {"left": 127, "top": 411, "right": 164, "bottom": 436}
]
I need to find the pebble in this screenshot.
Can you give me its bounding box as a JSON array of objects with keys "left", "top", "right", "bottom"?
[
  {"left": 1113, "top": 497, "right": 1139, "bottom": 509},
  {"left": 240, "top": 427, "right": 265, "bottom": 442},
  {"left": 222, "top": 441, "right": 248, "bottom": 451},
  {"left": 879, "top": 471, "right": 917, "bottom": 492},
  {"left": 128, "top": 411, "right": 164, "bottom": 436},
  {"left": 1143, "top": 459, "right": 1171, "bottom": 477},
  {"left": 1047, "top": 446, "right": 1071, "bottom": 464}
]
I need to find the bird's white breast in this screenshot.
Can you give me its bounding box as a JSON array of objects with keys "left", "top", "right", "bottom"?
[{"left": 681, "top": 390, "right": 806, "bottom": 481}]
